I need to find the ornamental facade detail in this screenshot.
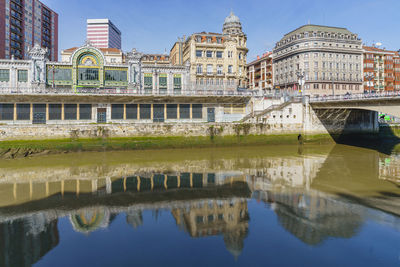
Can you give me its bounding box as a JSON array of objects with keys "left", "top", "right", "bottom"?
[{"left": 0, "top": 43, "right": 190, "bottom": 94}]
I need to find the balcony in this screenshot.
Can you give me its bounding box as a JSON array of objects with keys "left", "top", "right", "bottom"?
[{"left": 10, "top": 11, "right": 22, "bottom": 20}]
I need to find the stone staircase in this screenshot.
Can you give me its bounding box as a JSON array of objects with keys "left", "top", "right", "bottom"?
[{"left": 241, "top": 101, "right": 295, "bottom": 123}]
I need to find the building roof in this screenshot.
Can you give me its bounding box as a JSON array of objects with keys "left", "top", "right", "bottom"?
[
  {"left": 246, "top": 52, "right": 272, "bottom": 66},
  {"left": 363, "top": 46, "right": 398, "bottom": 54},
  {"left": 87, "top": 18, "right": 111, "bottom": 24},
  {"left": 224, "top": 11, "right": 240, "bottom": 24},
  {"left": 283, "top": 24, "right": 353, "bottom": 38},
  {"left": 62, "top": 47, "right": 122, "bottom": 54},
  {"left": 193, "top": 32, "right": 224, "bottom": 37},
  {"left": 143, "top": 54, "right": 169, "bottom": 58}
]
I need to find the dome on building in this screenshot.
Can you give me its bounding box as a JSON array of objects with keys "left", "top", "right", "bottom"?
[
  {"left": 224, "top": 11, "right": 240, "bottom": 24},
  {"left": 222, "top": 11, "right": 243, "bottom": 35}
]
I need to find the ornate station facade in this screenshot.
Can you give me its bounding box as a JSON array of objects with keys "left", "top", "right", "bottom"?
[
  {"left": 0, "top": 42, "right": 190, "bottom": 93},
  {"left": 0, "top": 43, "right": 248, "bottom": 125}
]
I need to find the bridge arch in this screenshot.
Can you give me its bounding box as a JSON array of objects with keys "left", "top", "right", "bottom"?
[{"left": 310, "top": 98, "right": 400, "bottom": 118}]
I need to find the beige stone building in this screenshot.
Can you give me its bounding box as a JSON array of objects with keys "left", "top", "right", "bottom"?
[
  {"left": 170, "top": 12, "right": 248, "bottom": 91},
  {"left": 273, "top": 25, "right": 363, "bottom": 96}
]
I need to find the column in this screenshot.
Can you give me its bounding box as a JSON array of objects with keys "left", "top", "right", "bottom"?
[
  {"left": 106, "top": 177, "right": 112, "bottom": 194},
  {"left": 168, "top": 73, "right": 173, "bottom": 94},
  {"left": 177, "top": 104, "right": 180, "bottom": 119},
  {"left": 61, "top": 103, "right": 65, "bottom": 120},
  {"left": 10, "top": 67, "right": 16, "bottom": 88},
  {"left": 61, "top": 180, "right": 64, "bottom": 197},
  {"left": 137, "top": 176, "right": 141, "bottom": 191},
  {"left": 29, "top": 180, "right": 33, "bottom": 200},
  {"left": 13, "top": 183, "right": 17, "bottom": 200},
  {"left": 123, "top": 177, "right": 127, "bottom": 192},
  {"left": 13, "top": 103, "right": 17, "bottom": 121},
  {"left": 164, "top": 104, "right": 167, "bottom": 120},
  {"left": 164, "top": 174, "right": 168, "bottom": 190},
  {"left": 46, "top": 103, "right": 49, "bottom": 121},
  {"left": 91, "top": 179, "right": 98, "bottom": 194},
  {"left": 190, "top": 104, "right": 193, "bottom": 119},
  {"left": 123, "top": 104, "right": 127, "bottom": 120},
  {"left": 76, "top": 179, "right": 80, "bottom": 196},
  {"left": 137, "top": 104, "right": 140, "bottom": 120},
  {"left": 30, "top": 103, "right": 33, "bottom": 121},
  {"left": 77, "top": 104, "right": 80, "bottom": 120}
]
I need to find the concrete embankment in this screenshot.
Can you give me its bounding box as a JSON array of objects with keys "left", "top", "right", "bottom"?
[
  {"left": 0, "top": 122, "right": 324, "bottom": 158},
  {"left": 0, "top": 122, "right": 392, "bottom": 159},
  {"left": 0, "top": 134, "right": 334, "bottom": 159},
  {"left": 0, "top": 123, "right": 306, "bottom": 141}
]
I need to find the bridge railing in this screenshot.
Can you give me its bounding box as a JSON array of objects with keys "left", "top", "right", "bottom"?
[
  {"left": 310, "top": 91, "right": 400, "bottom": 102},
  {"left": 0, "top": 87, "right": 255, "bottom": 97}
]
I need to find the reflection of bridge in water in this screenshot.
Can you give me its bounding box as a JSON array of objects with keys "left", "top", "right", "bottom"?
[{"left": 0, "top": 146, "right": 399, "bottom": 266}]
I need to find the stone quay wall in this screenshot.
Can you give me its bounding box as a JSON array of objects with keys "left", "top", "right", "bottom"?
[{"left": 0, "top": 122, "right": 305, "bottom": 141}]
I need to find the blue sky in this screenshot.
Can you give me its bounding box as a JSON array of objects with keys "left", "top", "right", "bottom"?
[{"left": 41, "top": 0, "right": 400, "bottom": 61}]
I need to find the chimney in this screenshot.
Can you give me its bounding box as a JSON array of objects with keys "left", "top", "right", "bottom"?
[{"left": 257, "top": 55, "right": 260, "bottom": 60}]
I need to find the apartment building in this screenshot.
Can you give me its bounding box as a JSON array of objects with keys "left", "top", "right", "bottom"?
[
  {"left": 363, "top": 46, "right": 400, "bottom": 92},
  {"left": 0, "top": 0, "right": 58, "bottom": 60},
  {"left": 246, "top": 52, "right": 273, "bottom": 93},
  {"left": 273, "top": 24, "right": 363, "bottom": 96}
]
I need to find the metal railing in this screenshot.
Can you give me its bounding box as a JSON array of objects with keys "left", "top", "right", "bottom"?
[
  {"left": 0, "top": 87, "right": 255, "bottom": 97},
  {"left": 0, "top": 87, "right": 308, "bottom": 100},
  {"left": 310, "top": 91, "right": 400, "bottom": 102}
]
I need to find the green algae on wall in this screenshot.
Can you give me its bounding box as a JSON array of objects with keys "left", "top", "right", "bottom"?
[{"left": 0, "top": 134, "right": 335, "bottom": 159}]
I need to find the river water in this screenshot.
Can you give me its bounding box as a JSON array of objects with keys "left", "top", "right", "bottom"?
[{"left": 0, "top": 144, "right": 399, "bottom": 267}]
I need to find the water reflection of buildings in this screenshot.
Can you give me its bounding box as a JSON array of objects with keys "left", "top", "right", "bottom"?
[
  {"left": 0, "top": 171, "right": 251, "bottom": 264},
  {"left": 379, "top": 154, "right": 400, "bottom": 183},
  {"left": 0, "top": 149, "right": 399, "bottom": 265},
  {"left": 0, "top": 214, "right": 59, "bottom": 267},
  {"left": 172, "top": 198, "right": 249, "bottom": 259},
  {"left": 253, "top": 189, "right": 363, "bottom": 245}
]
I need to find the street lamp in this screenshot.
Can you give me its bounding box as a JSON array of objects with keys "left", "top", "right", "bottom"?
[
  {"left": 366, "top": 73, "right": 375, "bottom": 94},
  {"left": 284, "top": 74, "right": 288, "bottom": 97},
  {"left": 153, "top": 69, "right": 159, "bottom": 95},
  {"left": 296, "top": 70, "right": 305, "bottom": 96},
  {"left": 50, "top": 65, "right": 57, "bottom": 89}
]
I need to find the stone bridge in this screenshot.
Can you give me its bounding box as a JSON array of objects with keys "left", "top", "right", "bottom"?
[
  {"left": 310, "top": 95, "right": 400, "bottom": 118},
  {"left": 299, "top": 95, "right": 400, "bottom": 136}
]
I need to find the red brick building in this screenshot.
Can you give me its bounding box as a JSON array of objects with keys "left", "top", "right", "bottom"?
[
  {"left": 246, "top": 52, "right": 273, "bottom": 93},
  {"left": 363, "top": 46, "right": 400, "bottom": 92}
]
